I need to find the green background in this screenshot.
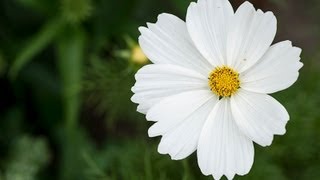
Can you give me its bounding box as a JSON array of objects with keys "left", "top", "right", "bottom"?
[{"left": 0, "top": 0, "right": 319, "bottom": 179}]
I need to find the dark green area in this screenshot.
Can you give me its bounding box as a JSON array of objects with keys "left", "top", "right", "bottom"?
[{"left": 0, "top": 0, "right": 319, "bottom": 179}]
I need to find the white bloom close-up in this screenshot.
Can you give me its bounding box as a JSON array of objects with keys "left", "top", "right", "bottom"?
[{"left": 131, "top": 0, "right": 303, "bottom": 179}]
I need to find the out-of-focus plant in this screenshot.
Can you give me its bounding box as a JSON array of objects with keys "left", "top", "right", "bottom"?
[
  {"left": 3, "top": 135, "right": 50, "bottom": 180},
  {"left": 115, "top": 36, "right": 149, "bottom": 66},
  {"left": 9, "top": 17, "right": 65, "bottom": 79},
  {"left": 6, "top": 0, "right": 93, "bottom": 179},
  {"left": 61, "top": 0, "right": 93, "bottom": 24},
  {"left": 0, "top": 52, "right": 7, "bottom": 76},
  {"left": 83, "top": 55, "right": 143, "bottom": 129},
  {"left": 83, "top": 35, "right": 149, "bottom": 130},
  {"left": 9, "top": 0, "right": 93, "bottom": 79},
  {"left": 82, "top": 140, "right": 202, "bottom": 180}
]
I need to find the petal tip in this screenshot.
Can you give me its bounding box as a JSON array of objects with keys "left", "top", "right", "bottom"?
[
  {"left": 157, "top": 13, "right": 172, "bottom": 20},
  {"left": 225, "top": 173, "right": 236, "bottom": 180},
  {"left": 130, "top": 95, "right": 137, "bottom": 103},
  {"left": 241, "top": 1, "right": 255, "bottom": 9},
  {"left": 131, "top": 86, "right": 136, "bottom": 93},
  {"left": 293, "top": 46, "right": 303, "bottom": 56},
  {"left": 157, "top": 141, "right": 167, "bottom": 153},
  {"left": 146, "top": 114, "right": 152, "bottom": 121},
  {"left": 263, "top": 139, "right": 273, "bottom": 147},
  {"left": 138, "top": 26, "right": 148, "bottom": 34},
  {"left": 170, "top": 154, "right": 182, "bottom": 161},
  {"left": 212, "top": 174, "right": 222, "bottom": 180},
  {"left": 148, "top": 125, "right": 159, "bottom": 137}
]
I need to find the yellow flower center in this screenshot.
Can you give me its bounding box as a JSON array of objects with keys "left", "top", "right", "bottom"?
[{"left": 208, "top": 66, "right": 240, "bottom": 97}]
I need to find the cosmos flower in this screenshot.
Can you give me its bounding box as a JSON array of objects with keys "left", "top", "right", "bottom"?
[{"left": 131, "top": 0, "right": 303, "bottom": 179}]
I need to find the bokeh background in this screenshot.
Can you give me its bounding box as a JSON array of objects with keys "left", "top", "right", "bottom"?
[{"left": 0, "top": 0, "right": 319, "bottom": 179}]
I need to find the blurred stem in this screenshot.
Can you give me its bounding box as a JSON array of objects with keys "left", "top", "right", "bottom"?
[
  {"left": 56, "top": 25, "right": 86, "bottom": 180},
  {"left": 182, "top": 159, "right": 191, "bottom": 180},
  {"left": 9, "top": 17, "right": 65, "bottom": 79},
  {"left": 57, "top": 26, "right": 85, "bottom": 130},
  {"left": 144, "top": 148, "right": 153, "bottom": 179}
]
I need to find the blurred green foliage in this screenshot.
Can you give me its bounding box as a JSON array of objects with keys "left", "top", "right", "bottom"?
[
  {"left": 3, "top": 135, "right": 50, "bottom": 180},
  {"left": 0, "top": 0, "right": 319, "bottom": 180}
]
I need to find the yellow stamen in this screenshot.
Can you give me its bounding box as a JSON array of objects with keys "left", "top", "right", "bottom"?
[{"left": 208, "top": 66, "right": 240, "bottom": 97}]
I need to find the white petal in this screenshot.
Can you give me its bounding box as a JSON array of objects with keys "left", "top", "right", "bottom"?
[
  {"left": 226, "top": 2, "right": 277, "bottom": 72},
  {"left": 241, "top": 41, "right": 303, "bottom": 94},
  {"left": 147, "top": 90, "right": 215, "bottom": 131},
  {"left": 197, "top": 98, "right": 254, "bottom": 179},
  {"left": 230, "top": 89, "right": 289, "bottom": 147},
  {"left": 131, "top": 64, "right": 208, "bottom": 114},
  {"left": 139, "top": 13, "right": 212, "bottom": 76},
  {"left": 186, "top": 0, "right": 234, "bottom": 66},
  {"left": 156, "top": 98, "right": 217, "bottom": 160}
]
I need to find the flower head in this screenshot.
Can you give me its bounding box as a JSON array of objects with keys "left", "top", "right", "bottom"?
[
  {"left": 131, "top": 0, "right": 303, "bottom": 179},
  {"left": 208, "top": 66, "right": 240, "bottom": 97}
]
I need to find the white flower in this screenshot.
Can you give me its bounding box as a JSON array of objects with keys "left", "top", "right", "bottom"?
[{"left": 131, "top": 0, "right": 303, "bottom": 179}]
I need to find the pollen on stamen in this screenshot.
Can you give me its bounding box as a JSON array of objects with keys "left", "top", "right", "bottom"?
[{"left": 208, "top": 66, "right": 240, "bottom": 97}]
